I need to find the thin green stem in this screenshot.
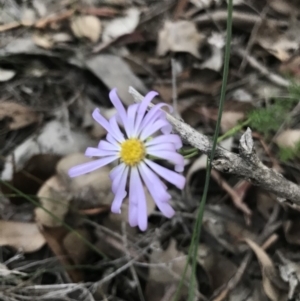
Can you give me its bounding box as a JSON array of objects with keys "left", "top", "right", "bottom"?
[
  {"left": 217, "top": 118, "right": 251, "bottom": 143},
  {"left": 179, "top": 147, "right": 199, "bottom": 155},
  {"left": 183, "top": 151, "right": 199, "bottom": 159},
  {"left": 187, "top": 1, "right": 233, "bottom": 300},
  {"left": 0, "top": 180, "right": 107, "bottom": 259}
]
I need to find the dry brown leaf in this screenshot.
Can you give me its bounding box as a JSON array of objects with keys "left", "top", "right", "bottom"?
[
  {"left": 71, "top": 15, "right": 102, "bottom": 43},
  {"left": 198, "top": 243, "right": 237, "bottom": 291},
  {"left": 190, "top": 0, "right": 221, "bottom": 9},
  {"left": 245, "top": 238, "right": 287, "bottom": 301},
  {"left": 268, "top": 0, "right": 300, "bottom": 16},
  {"left": 197, "top": 32, "right": 224, "bottom": 71},
  {"left": 0, "top": 68, "right": 16, "bottom": 82},
  {"left": 256, "top": 192, "right": 277, "bottom": 220},
  {"left": 147, "top": 239, "right": 196, "bottom": 301},
  {"left": 280, "top": 55, "right": 300, "bottom": 79},
  {"left": 275, "top": 129, "right": 300, "bottom": 148},
  {"left": 35, "top": 176, "right": 70, "bottom": 227},
  {"left": 284, "top": 220, "right": 300, "bottom": 245},
  {"left": 157, "top": 20, "right": 205, "bottom": 58},
  {"left": 21, "top": 7, "right": 36, "bottom": 26},
  {"left": 149, "top": 239, "right": 191, "bottom": 283},
  {"left": 56, "top": 153, "right": 113, "bottom": 208},
  {"left": 221, "top": 111, "right": 245, "bottom": 132},
  {"left": 0, "top": 220, "right": 45, "bottom": 252},
  {"left": 0, "top": 101, "right": 41, "bottom": 130},
  {"left": 63, "top": 228, "right": 91, "bottom": 265},
  {"left": 86, "top": 54, "right": 147, "bottom": 106},
  {"left": 255, "top": 20, "right": 300, "bottom": 61},
  {"left": 102, "top": 7, "right": 140, "bottom": 43},
  {"left": 52, "top": 32, "right": 73, "bottom": 43},
  {"left": 1, "top": 154, "right": 61, "bottom": 206},
  {"left": 277, "top": 251, "right": 300, "bottom": 299},
  {"left": 32, "top": 33, "right": 53, "bottom": 49},
  {"left": 41, "top": 226, "right": 84, "bottom": 282}
]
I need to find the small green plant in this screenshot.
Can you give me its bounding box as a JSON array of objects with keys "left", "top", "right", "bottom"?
[{"left": 248, "top": 84, "right": 300, "bottom": 137}]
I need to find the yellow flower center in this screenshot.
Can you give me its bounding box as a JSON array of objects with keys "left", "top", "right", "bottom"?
[{"left": 120, "top": 139, "right": 145, "bottom": 166}]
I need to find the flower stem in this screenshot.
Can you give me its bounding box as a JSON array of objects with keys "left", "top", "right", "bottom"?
[
  {"left": 172, "top": 1, "right": 234, "bottom": 300},
  {"left": 187, "top": 1, "right": 233, "bottom": 299}
]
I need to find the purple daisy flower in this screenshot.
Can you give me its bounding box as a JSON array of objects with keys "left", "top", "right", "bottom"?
[{"left": 68, "top": 89, "right": 185, "bottom": 231}]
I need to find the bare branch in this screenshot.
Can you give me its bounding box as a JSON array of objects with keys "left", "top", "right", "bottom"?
[{"left": 129, "top": 87, "right": 300, "bottom": 206}]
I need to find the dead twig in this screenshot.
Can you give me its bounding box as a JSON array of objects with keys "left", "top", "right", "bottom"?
[
  {"left": 129, "top": 87, "right": 300, "bottom": 207},
  {"left": 234, "top": 47, "right": 289, "bottom": 87}
]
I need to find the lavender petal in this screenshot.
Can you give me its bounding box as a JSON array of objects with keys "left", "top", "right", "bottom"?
[
  {"left": 145, "top": 134, "right": 182, "bottom": 149},
  {"left": 85, "top": 147, "right": 117, "bottom": 158},
  {"left": 138, "top": 103, "right": 172, "bottom": 134},
  {"left": 156, "top": 201, "right": 175, "bottom": 218},
  {"left": 144, "top": 159, "right": 186, "bottom": 189},
  {"left": 138, "top": 162, "right": 171, "bottom": 202},
  {"left": 134, "top": 91, "right": 158, "bottom": 134},
  {"left": 109, "top": 115, "right": 125, "bottom": 142},
  {"left": 139, "top": 162, "right": 175, "bottom": 218},
  {"left": 126, "top": 104, "right": 139, "bottom": 138},
  {"left": 146, "top": 150, "right": 184, "bottom": 167},
  {"left": 146, "top": 143, "right": 176, "bottom": 152},
  {"left": 109, "top": 89, "right": 128, "bottom": 127},
  {"left": 98, "top": 140, "right": 120, "bottom": 151},
  {"left": 140, "top": 119, "right": 172, "bottom": 141},
  {"left": 111, "top": 166, "right": 129, "bottom": 213},
  {"left": 133, "top": 167, "right": 148, "bottom": 231},
  {"left": 68, "top": 156, "right": 117, "bottom": 178},
  {"left": 129, "top": 167, "right": 147, "bottom": 229},
  {"left": 111, "top": 164, "right": 128, "bottom": 194},
  {"left": 92, "top": 108, "right": 111, "bottom": 132}
]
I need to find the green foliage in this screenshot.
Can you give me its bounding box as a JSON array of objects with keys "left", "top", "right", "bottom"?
[{"left": 248, "top": 85, "right": 300, "bottom": 137}]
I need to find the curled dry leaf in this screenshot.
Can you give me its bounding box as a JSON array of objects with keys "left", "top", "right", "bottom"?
[
  {"left": 56, "top": 153, "right": 113, "bottom": 208},
  {"left": 0, "top": 68, "right": 16, "bottom": 82},
  {"left": 245, "top": 238, "right": 287, "bottom": 301},
  {"left": 198, "top": 243, "right": 237, "bottom": 291},
  {"left": 63, "top": 228, "right": 91, "bottom": 265},
  {"left": 277, "top": 251, "right": 300, "bottom": 299},
  {"left": 0, "top": 220, "right": 45, "bottom": 252},
  {"left": 146, "top": 239, "right": 196, "bottom": 301},
  {"left": 157, "top": 20, "right": 205, "bottom": 58},
  {"left": 268, "top": 0, "right": 300, "bottom": 16},
  {"left": 190, "top": 0, "right": 221, "bottom": 9},
  {"left": 40, "top": 226, "right": 84, "bottom": 282},
  {"left": 255, "top": 20, "right": 300, "bottom": 61},
  {"left": 102, "top": 7, "right": 140, "bottom": 43},
  {"left": 32, "top": 33, "right": 53, "bottom": 49},
  {"left": 198, "top": 32, "right": 224, "bottom": 71},
  {"left": 35, "top": 176, "right": 70, "bottom": 227},
  {"left": 20, "top": 7, "right": 36, "bottom": 26},
  {"left": 86, "top": 54, "right": 147, "bottom": 106},
  {"left": 256, "top": 192, "right": 277, "bottom": 220},
  {"left": 275, "top": 129, "right": 300, "bottom": 148},
  {"left": 1, "top": 114, "right": 95, "bottom": 181},
  {"left": 221, "top": 111, "right": 245, "bottom": 132},
  {"left": 284, "top": 220, "right": 300, "bottom": 245},
  {"left": 71, "top": 15, "right": 102, "bottom": 43},
  {"left": 148, "top": 239, "right": 191, "bottom": 283},
  {"left": 0, "top": 101, "right": 41, "bottom": 130}
]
